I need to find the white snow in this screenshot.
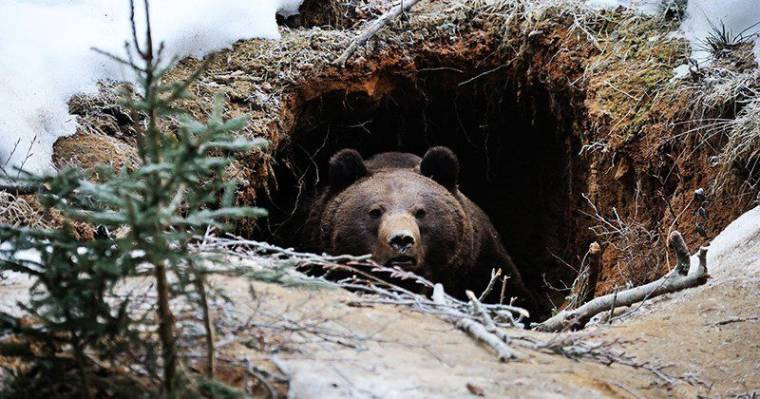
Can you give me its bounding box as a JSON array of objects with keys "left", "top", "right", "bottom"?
[
  {"left": 0, "top": 0, "right": 302, "bottom": 175},
  {"left": 695, "top": 205, "right": 760, "bottom": 280},
  {"left": 587, "top": 0, "right": 760, "bottom": 67},
  {"left": 0, "top": 242, "right": 38, "bottom": 289},
  {"left": 679, "top": 0, "right": 760, "bottom": 65}
]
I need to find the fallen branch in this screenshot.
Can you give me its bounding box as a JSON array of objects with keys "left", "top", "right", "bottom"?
[
  {"left": 536, "top": 231, "right": 709, "bottom": 332},
  {"left": 199, "top": 234, "right": 530, "bottom": 326},
  {"left": 196, "top": 234, "right": 532, "bottom": 364},
  {"left": 710, "top": 315, "right": 760, "bottom": 327},
  {"left": 462, "top": 290, "right": 523, "bottom": 360},
  {"left": 456, "top": 318, "right": 522, "bottom": 361},
  {"left": 334, "top": 0, "right": 424, "bottom": 66},
  {"left": 0, "top": 183, "right": 38, "bottom": 195}
]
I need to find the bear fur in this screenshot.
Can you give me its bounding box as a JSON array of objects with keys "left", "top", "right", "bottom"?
[{"left": 303, "top": 147, "right": 530, "bottom": 303}]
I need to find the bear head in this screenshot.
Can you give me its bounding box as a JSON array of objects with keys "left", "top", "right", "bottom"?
[{"left": 319, "top": 147, "right": 474, "bottom": 279}]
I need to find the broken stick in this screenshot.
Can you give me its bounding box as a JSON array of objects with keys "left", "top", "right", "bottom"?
[
  {"left": 536, "top": 231, "right": 709, "bottom": 332},
  {"left": 460, "top": 290, "right": 523, "bottom": 360},
  {"left": 0, "top": 183, "right": 39, "bottom": 195},
  {"left": 456, "top": 318, "right": 522, "bottom": 361},
  {"left": 334, "top": 0, "right": 424, "bottom": 66},
  {"left": 479, "top": 268, "right": 502, "bottom": 302}
]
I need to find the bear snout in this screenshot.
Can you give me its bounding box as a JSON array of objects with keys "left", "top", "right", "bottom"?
[
  {"left": 388, "top": 231, "right": 415, "bottom": 252},
  {"left": 376, "top": 212, "right": 423, "bottom": 268}
]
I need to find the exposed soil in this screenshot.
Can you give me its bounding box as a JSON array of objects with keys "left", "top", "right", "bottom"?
[{"left": 54, "top": 0, "right": 757, "bottom": 312}]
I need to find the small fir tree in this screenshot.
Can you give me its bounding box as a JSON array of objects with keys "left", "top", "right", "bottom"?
[{"left": 0, "top": 0, "right": 266, "bottom": 397}]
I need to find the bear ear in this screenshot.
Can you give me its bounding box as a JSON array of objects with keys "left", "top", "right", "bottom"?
[
  {"left": 420, "top": 146, "right": 459, "bottom": 192},
  {"left": 328, "top": 149, "right": 368, "bottom": 191}
]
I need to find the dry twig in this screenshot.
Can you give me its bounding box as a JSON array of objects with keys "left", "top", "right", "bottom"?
[
  {"left": 334, "top": 0, "right": 424, "bottom": 66},
  {"left": 479, "top": 268, "right": 502, "bottom": 302},
  {"left": 195, "top": 234, "right": 531, "bottom": 363},
  {"left": 563, "top": 242, "right": 602, "bottom": 311},
  {"left": 189, "top": 234, "right": 698, "bottom": 381}
]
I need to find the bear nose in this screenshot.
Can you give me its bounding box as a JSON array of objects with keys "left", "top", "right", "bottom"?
[{"left": 389, "top": 232, "right": 415, "bottom": 252}]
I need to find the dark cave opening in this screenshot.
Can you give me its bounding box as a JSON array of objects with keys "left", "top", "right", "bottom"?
[{"left": 253, "top": 67, "right": 586, "bottom": 313}]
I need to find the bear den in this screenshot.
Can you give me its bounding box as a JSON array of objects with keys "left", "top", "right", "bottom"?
[{"left": 302, "top": 146, "right": 535, "bottom": 308}]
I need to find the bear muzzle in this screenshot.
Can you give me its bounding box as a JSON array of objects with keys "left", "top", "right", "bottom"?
[
  {"left": 389, "top": 231, "right": 415, "bottom": 252},
  {"left": 376, "top": 213, "right": 423, "bottom": 269}
]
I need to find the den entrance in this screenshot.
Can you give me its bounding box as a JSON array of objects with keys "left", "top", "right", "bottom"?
[{"left": 253, "top": 67, "right": 586, "bottom": 315}]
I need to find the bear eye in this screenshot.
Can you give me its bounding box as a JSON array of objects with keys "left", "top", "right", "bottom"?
[
  {"left": 368, "top": 208, "right": 383, "bottom": 219},
  {"left": 414, "top": 208, "right": 426, "bottom": 219}
]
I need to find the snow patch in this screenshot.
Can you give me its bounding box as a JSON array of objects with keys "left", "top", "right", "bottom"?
[
  {"left": 679, "top": 0, "right": 760, "bottom": 65},
  {"left": 0, "top": 242, "right": 39, "bottom": 287},
  {"left": 0, "top": 0, "right": 302, "bottom": 175},
  {"left": 697, "top": 206, "right": 760, "bottom": 280}
]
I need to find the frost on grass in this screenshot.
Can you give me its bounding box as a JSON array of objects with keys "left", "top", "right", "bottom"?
[
  {"left": 679, "top": 0, "right": 760, "bottom": 65},
  {"left": 586, "top": 0, "right": 663, "bottom": 16},
  {"left": 0, "top": 0, "right": 303, "bottom": 175},
  {"left": 668, "top": 0, "right": 760, "bottom": 191}
]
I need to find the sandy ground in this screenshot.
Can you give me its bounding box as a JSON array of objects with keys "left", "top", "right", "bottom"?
[{"left": 1, "top": 208, "right": 758, "bottom": 398}]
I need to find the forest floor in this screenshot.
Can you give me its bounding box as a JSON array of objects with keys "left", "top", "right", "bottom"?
[{"left": 1, "top": 207, "right": 757, "bottom": 398}]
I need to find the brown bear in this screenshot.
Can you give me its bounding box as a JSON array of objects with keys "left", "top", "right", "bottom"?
[{"left": 303, "top": 146, "right": 531, "bottom": 303}]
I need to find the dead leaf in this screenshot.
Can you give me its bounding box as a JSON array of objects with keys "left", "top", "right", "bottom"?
[{"left": 466, "top": 383, "right": 485, "bottom": 397}]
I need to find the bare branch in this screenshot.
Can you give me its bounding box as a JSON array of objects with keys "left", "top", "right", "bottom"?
[
  {"left": 478, "top": 268, "right": 502, "bottom": 302},
  {"left": 536, "top": 232, "right": 709, "bottom": 332},
  {"left": 334, "top": 0, "right": 424, "bottom": 66},
  {"left": 563, "top": 242, "right": 601, "bottom": 311},
  {"left": 456, "top": 318, "right": 523, "bottom": 361}
]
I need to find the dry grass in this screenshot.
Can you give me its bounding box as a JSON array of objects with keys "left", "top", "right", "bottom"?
[
  {"left": 668, "top": 42, "right": 760, "bottom": 193},
  {"left": 482, "top": 0, "right": 758, "bottom": 193},
  {"left": 0, "top": 193, "right": 49, "bottom": 230},
  {"left": 718, "top": 99, "right": 760, "bottom": 188}
]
